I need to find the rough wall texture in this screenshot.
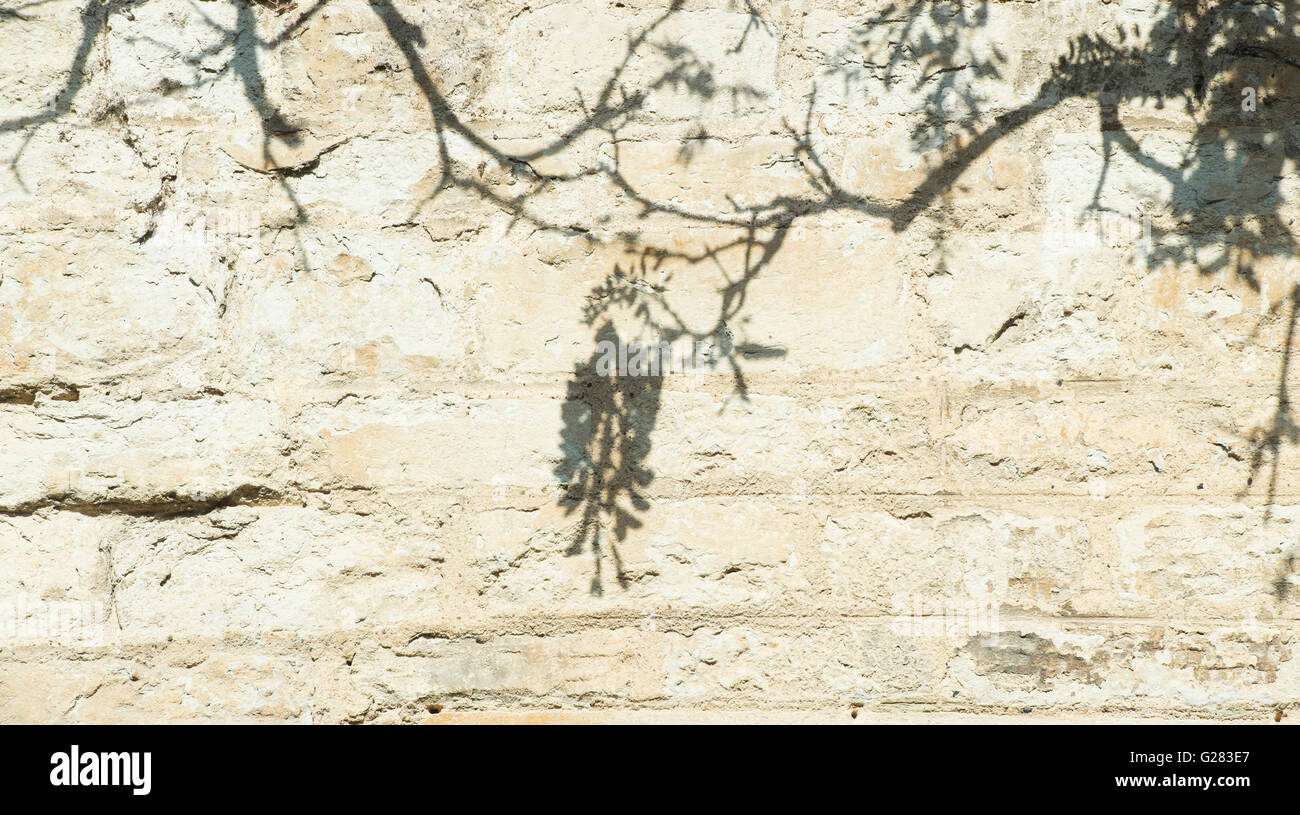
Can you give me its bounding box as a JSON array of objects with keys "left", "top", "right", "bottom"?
[{"left": 1, "top": 0, "right": 1299, "bottom": 722}]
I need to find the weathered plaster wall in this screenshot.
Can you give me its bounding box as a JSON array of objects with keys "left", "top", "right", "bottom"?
[{"left": 1, "top": 0, "right": 1299, "bottom": 722}]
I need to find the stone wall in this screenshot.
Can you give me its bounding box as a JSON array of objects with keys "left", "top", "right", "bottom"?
[{"left": 1, "top": 0, "right": 1298, "bottom": 722}]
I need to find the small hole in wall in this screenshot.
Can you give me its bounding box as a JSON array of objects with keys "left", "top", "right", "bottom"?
[
  {"left": 850, "top": 708, "right": 858, "bottom": 719},
  {"left": 427, "top": 704, "right": 442, "bottom": 715}
]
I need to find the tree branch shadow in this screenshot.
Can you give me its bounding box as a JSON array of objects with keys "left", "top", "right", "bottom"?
[{"left": 5, "top": 0, "right": 1299, "bottom": 597}]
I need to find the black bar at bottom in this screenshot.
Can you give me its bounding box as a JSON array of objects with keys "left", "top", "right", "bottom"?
[{"left": 0, "top": 722, "right": 1291, "bottom": 802}]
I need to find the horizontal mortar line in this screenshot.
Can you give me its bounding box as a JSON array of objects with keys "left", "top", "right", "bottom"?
[
  {"left": 8, "top": 488, "right": 1300, "bottom": 517},
  {"left": 8, "top": 494, "right": 1300, "bottom": 520},
  {"left": 488, "top": 486, "right": 1300, "bottom": 499},
  {"left": 246, "top": 376, "right": 1285, "bottom": 394},
  {"left": 19, "top": 95, "right": 1195, "bottom": 133},
  {"left": 334, "top": 610, "right": 1300, "bottom": 642},
  {"left": 11, "top": 614, "right": 1299, "bottom": 657},
  {"left": 11, "top": 374, "right": 1287, "bottom": 401},
  {"left": 418, "top": 696, "right": 1284, "bottom": 711},
  {"left": 10, "top": 612, "right": 1299, "bottom": 660},
  {"left": 401, "top": 615, "right": 1300, "bottom": 640},
  {"left": 321, "top": 486, "right": 1300, "bottom": 503},
  {"left": 455, "top": 608, "right": 1300, "bottom": 624},
  {"left": 5, "top": 392, "right": 1286, "bottom": 420},
  {"left": 422, "top": 705, "right": 1286, "bottom": 720}
]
